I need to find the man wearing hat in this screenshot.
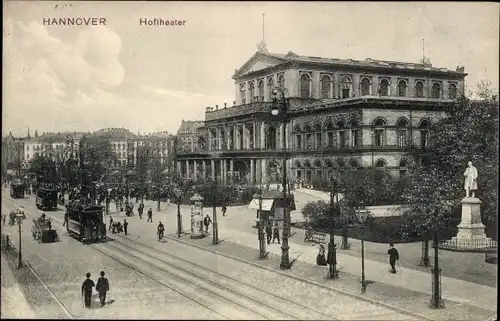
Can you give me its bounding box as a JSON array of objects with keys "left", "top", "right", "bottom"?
[
  {"left": 81, "top": 272, "right": 95, "bottom": 308},
  {"left": 96, "top": 271, "right": 110, "bottom": 306}
]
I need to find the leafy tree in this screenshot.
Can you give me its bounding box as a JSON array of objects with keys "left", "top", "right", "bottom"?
[
  {"left": 28, "top": 155, "right": 56, "bottom": 184},
  {"left": 302, "top": 200, "right": 330, "bottom": 229},
  {"left": 423, "top": 92, "right": 499, "bottom": 235},
  {"left": 79, "top": 134, "right": 117, "bottom": 191}
]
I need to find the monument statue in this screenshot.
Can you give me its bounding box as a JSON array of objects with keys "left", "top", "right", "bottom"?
[{"left": 463, "top": 161, "right": 478, "bottom": 198}]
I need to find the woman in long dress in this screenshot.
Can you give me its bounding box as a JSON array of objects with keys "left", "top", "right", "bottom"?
[{"left": 316, "top": 243, "right": 327, "bottom": 266}]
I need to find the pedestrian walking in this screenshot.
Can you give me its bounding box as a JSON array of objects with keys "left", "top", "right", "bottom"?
[
  {"left": 108, "top": 217, "right": 114, "bottom": 231},
  {"left": 222, "top": 205, "right": 227, "bottom": 217},
  {"left": 63, "top": 211, "right": 68, "bottom": 227},
  {"left": 272, "top": 227, "right": 280, "bottom": 244},
  {"left": 3, "top": 213, "right": 7, "bottom": 227},
  {"left": 157, "top": 221, "right": 165, "bottom": 242},
  {"left": 387, "top": 243, "right": 399, "bottom": 274},
  {"left": 266, "top": 224, "right": 272, "bottom": 244},
  {"left": 123, "top": 219, "right": 129, "bottom": 235},
  {"left": 203, "top": 215, "right": 212, "bottom": 233},
  {"left": 147, "top": 208, "right": 153, "bottom": 223},
  {"left": 138, "top": 202, "right": 144, "bottom": 219},
  {"left": 96, "top": 271, "right": 110, "bottom": 307},
  {"left": 81, "top": 272, "right": 95, "bottom": 309}
]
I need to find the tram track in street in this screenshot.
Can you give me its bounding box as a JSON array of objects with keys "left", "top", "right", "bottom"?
[
  {"left": 2, "top": 195, "right": 75, "bottom": 319},
  {"left": 97, "top": 235, "right": 336, "bottom": 320}
]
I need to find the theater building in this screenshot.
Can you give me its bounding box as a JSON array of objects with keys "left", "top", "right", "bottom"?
[{"left": 175, "top": 48, "right": 467, "bottom": 186}]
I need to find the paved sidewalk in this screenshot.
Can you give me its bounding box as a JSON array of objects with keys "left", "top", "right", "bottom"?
[
  {"left": 206, "top": 226, "right": 497, "bottom": 312},
  {"left": 0, "top": 254, "right": 36, "bottom": 318}
]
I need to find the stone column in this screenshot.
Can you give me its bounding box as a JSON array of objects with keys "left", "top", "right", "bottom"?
[
  {"left": 217, "top": 127, "right": 221, "bottom": 150},
  {"left": 185, "top": 160, "right": 189, "bottom": 178},
  {"left": 177, "top": 161, "right": 181, "bottom": 175},
  {"left": 193, "top": 160, "right": 198, "bottom": 179},
  {"left": 220, "top": 159, "right": 224, "bottom": 184},
  {"left": 226, "top": 125, "right": 231, "bottom": 150},
  {"left": 211, "top": 159, "right": 215, "bottom": 180},
  {"left": 250, "top": 159, "right": 255, "bottom": 185},
  {"left": 233, "top": 125, "right": 237, "bottom": 150},
  {"left": 279, "top": 123, "right": 284, "bottom": 149},
  {"left": 253, "top": 122, "right": 257, "bottom": 149},
  {"left": 261, "top": 159, "right": 267, "bottom": 184},
  {"left": 260, "top": 122, "right": 265, "bottom": 149},
  {"left": 208, "top": 129, "right": 212, "bottom": 150}
]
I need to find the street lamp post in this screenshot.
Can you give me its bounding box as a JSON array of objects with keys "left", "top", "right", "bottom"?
[
  {"left": 356, "top": 201, "right": 369, "bottom": 294},
  {"left": 327, "top": 176, "right": 338, "bottom": 279},
  {"left": 174, "top": 188, "right": 183, "bottom": 237},
  {"left": 271, "top": 86, "right": 290, "bottom": 270},
  {"left": 430, "top": 227, "right": 445, "bottom": 309},
  {"left": 258, "top": 178, "right": 267, "bottom": 259},
  {"left": 16, "top": 214, "right": 24, "bottom": 269}
]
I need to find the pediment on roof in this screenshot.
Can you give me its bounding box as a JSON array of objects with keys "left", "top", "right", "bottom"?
[{"left": 233, "top": 52, "right": 287, "bottom": 79}]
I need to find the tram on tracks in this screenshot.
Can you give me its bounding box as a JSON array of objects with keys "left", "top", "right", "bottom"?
[
  {"left": 10, "top": 179, "right": 25, "bottom": 198},
  {"left": 36, "top": 187, "right": 58, "bottom": 210},
  {"left": 66, "top": 199, "right": 107, "bottom": 243}
]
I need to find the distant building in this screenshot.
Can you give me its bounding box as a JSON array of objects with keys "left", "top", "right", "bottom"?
[
  {"left": 2, "top": 131, "right": 26, "bottom": 176},
  {"left": 176, "top": 49, "right": 467, "bottom": 186},
  {"left": 23, "top": 131, "right": 84, "bottom": 164}
]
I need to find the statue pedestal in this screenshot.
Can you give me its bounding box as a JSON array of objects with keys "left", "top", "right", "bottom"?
[{"left": 446, "top": 197, "right": 497, "bottom": 251}]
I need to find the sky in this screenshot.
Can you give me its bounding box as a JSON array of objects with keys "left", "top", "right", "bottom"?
[{"left": 3, "top": 1, "right": 499, "bottom": 137}]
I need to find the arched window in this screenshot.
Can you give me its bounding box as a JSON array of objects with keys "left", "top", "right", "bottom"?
[
  {"left": 399, "top": 160, "right": 407, "bottom": 177},
  {"left": 303, "top": 124, "right": 313, "bottom": 149},
  {"left": 419, "top": 120, "right": 431, "bottom": 149},
  {"left": 350, "top": 120, "right": 360, "bottom": 147},
  {"left": 360, "top": 78, "right": 371, "bottom": 96},
  {"left": 324, "top": 121, "right": 335, "bottom": 148},
  {"left": 415, "top": 81, "right": 424, "bottom": 98},
  {"left": 313, "top": 159, "right": 323, "bottom": 179},
  {"left": 375, "top": 159, "right": 386, "bottom": 169},
  {"left": 396, "top": 118, "right": 409, "bottom": 147},
  {"left": 321, "top": 75, "right": 332, "bottom": 98},
  {"left": 431, "top": 82, "right": 441, "bottom": 98},
  {"left": 278, "top": 74, "right": 285, "bottom": 89},
  {"left": 239, "top": 83, "right": 246, "bottom": 104},
  {"left": 266, "top": 126, "right": 277, "bottom": 150},
  {"left": 338, "top": 121, "right": 348, "bottom": 148},
  {"left": 372, "top": 118, "right": 386, "bottom": 147},
  {"left": 293, "top": 124, "right": 302, "bottom": 150},
  {"left": 300, "top": 74, "right": 311, "bottom": 98},
  {"left": 379, "top": 79, "right": 390, "bottom": 96},
  {"left": 267, "top": 77, "right": 274, "bottom": 100},
  {"left": 448, "top": 84, "right": 457, "bottom": 99},
  {"left": 249, "top": 82, "right": 255, "bottom": 102},
  {"left": 314, "top": 123, "right": 322, "bottom": 149},
  {"left": 303, "top": 159, "right": 312, "bottom": 183},
  {"left": 341, "top": 76, "right": 352, "bottom": 99},
  {"left": 398, "top": 80, "right": 407, "bottom": 97},
  {"left": 257, "top": 80, "right": 264, "bottom": 101},
  {"left": 325, "top": 159, "right": 334, "bottom": 177}
]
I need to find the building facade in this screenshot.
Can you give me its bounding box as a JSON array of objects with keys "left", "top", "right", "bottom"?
[
  {"left": 23, "top": 132, "right": 84, "bottom": 164},
  {"left": 175, "top": 49, "right": 467, "bottom": 185},
  {"left": 2, "top": 131, "right": 27, "bottom": 176}
]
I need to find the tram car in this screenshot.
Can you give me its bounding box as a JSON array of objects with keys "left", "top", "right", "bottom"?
[
  {"left": 31, "top": 215, "right": 59, "bottom": 243},
  {"left": 36, "top": 187, "right": 58, "bottom": 210},
  {"left": 66, "top": 199, "right": 107, "bottom": 243},
  {"left": 10, "top": 179, "right": 25, "bottom": 198}
]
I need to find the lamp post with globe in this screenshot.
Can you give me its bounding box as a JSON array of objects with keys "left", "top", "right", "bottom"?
[{"left": 355, "top": 201, "right": 370, "bottom": 294}]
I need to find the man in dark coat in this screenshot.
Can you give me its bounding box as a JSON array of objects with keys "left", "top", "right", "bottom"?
[
  {"left": 157, "top": 221, "right": 165, "bottom": 241},
  {"left": 96, "top": 271, "right": 110, "bottom": 306},
  {"left": 272, "top": 227, "right": 280, "bottom": 244},
  {"left": 266, "top": 224, "right": 272, "bottom": 244},
  {"left": 108, "top": 216, "right": 114, "bottom": 231},
  {"left": 123, "top": 219, "right": 129, "bottom": 235},
  {"left": 63, "top": 211, "right": 68, "bottom": 227},
  {"left": 221, "top": 205, "right": 227, "bottom": 217},
  {"left": 81, "top": 272, "right": 95, "bottom": 308},
  {"left": 387, "top": 243, "right": 399, "bottom": 273},
  {"left": 203, "top": 215, "right": 212, "bottom": 233},
  {"left": 147, "top": 208, "right": 153, "bottom": 223}
]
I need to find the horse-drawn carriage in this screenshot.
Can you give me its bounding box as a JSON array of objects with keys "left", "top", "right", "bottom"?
[{"left": 31, "top": 215, "right": 59, "bottom": 243}]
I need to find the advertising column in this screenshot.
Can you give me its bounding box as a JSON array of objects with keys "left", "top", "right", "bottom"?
[{"left": 190, "top": 193, "right": 204, "bottom": 239}]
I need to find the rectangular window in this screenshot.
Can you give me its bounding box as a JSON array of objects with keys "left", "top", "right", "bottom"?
[
  {"left": 342, "top": 88, "right": 350, "bottom": 99},
  {"left": 351, "top": 129, "right": 359, "bottom": 147},
  {"left": 374, "top": 129, "right": 384, "bottom": 147},
  {"left": 315, "top": 132, "right": 322, "bottom": 149},
  {"left": 397, "top": 130, "right": 407, "bottom": 147},
  {"left": 305, "top": 134, "right": 312, "bottom": 149},
  {"left": 339, "top": 130, "right": 347, "bottom": 148},
  {"left": 327, "top": 132, "right": 334, "bottom": 147},
  {"left": 295, "top": 135, "right": 302, "bottom": 149}
]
